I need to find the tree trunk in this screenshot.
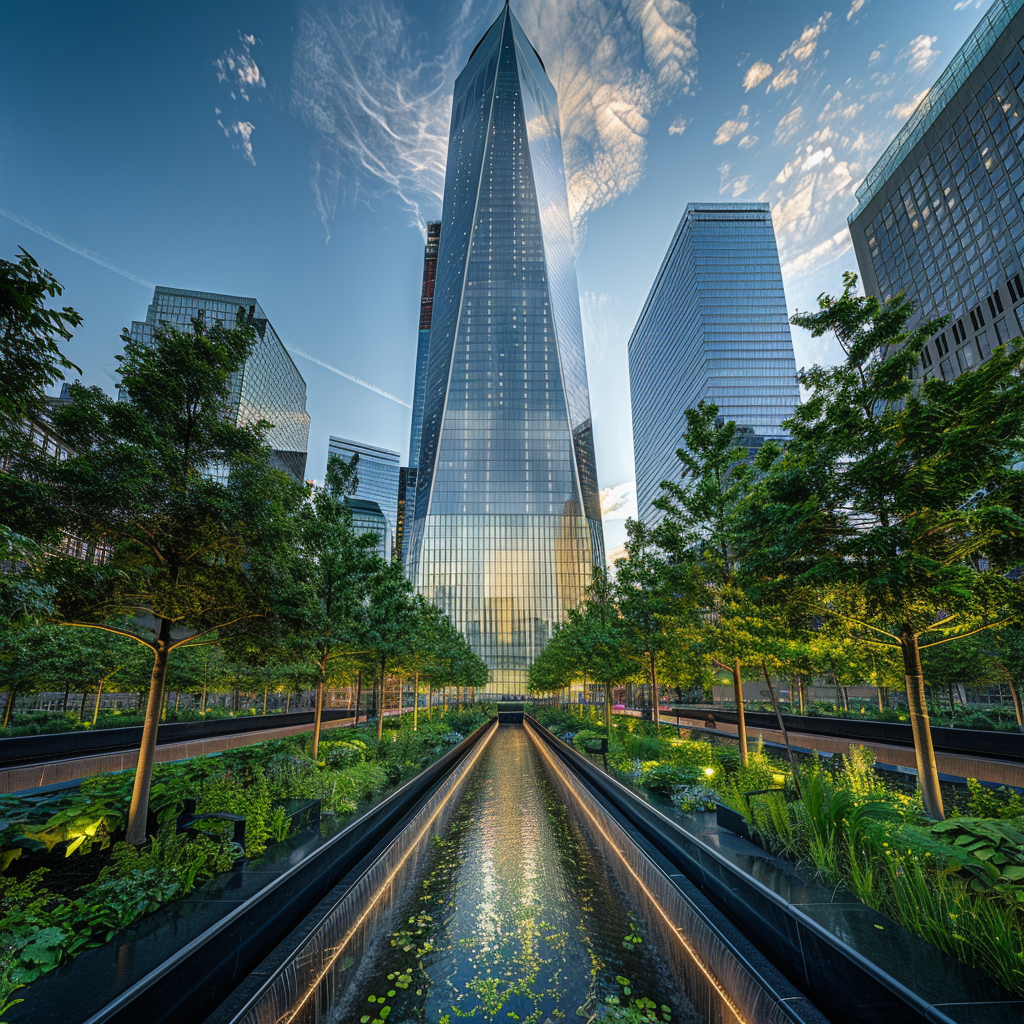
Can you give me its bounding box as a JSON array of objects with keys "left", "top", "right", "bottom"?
[
  {"left": 354, "top": 670, "right": 362, "bottom": 726},
  {"left": 1008, "top": 675, "right": 1023, "bottom": 731},
  {"left": 796, "top": 675, "right": 805, "bottom": 716},
  {"left": 428, "top": 683, "right": 433, "bottom": 721},
  {"left": 79, "top": 687, "right": 89, "bottom": 721},
  {"left": 62, "top": 678, "right": 71, "bottom": 714},
  {"left": 900, "top": 630, "right": 945, "bottom": 820},
  {"left": 649, "top": 651, "right": 660, "bottom": 730},
  {"left": 92, "top": 676, "right": 106, "bottom": 726},
  {"left": 377, "top": 655, "right": 386, "bottom": 742},
  {"left": 312, "top": 666, "right": 325, "bottom": 759},
  {"left": 877, "top": 686, "right": 884, "bottom": 713},
  {"left": 3, "top": 688, "right": 15, "bottom": 728},
  {"left": 763, "top": 663, "right": 801, "bottom": 798},
  {"left": 200, "top": 669, "right": 207, "bottom": 713},
  {"left": 262, "top": 685, "right": 268, "bottom": 715},
  {"left": 174, "top": 691, "right": 181, "bottom": 713},
  {"left": 413, "top": 672, "right": 419, "bottom": 732},
  {"left": 125, "top": 621, "right": 170, "bottom": 845},
  {"left": 604, "top": 680, "right": 611, "bottom": 730},
  {"left": 733, "top": 658, "right": 748, "bottom": 766}
]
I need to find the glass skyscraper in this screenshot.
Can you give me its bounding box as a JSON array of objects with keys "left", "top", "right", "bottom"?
[
  {"left": 129, "top": 287, "right": 310, "bottom": 482},
  {"left": 406, "top": 3, "right": 604, "bottom": 694},
  {"left": 628, "top": 203, "right": 800, "bottom": 526},
  {"left": 850, "top": 0, "right": 1024, "bottom": 382},
  {"left": 328, "top": 436, "right": 401, "bottom": 559}
]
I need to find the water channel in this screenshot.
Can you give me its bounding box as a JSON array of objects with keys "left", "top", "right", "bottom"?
[{"left": 329, "top": 726, "right": 699, "bottom": 1024}]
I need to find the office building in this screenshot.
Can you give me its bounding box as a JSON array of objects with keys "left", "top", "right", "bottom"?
[
  {"left": 405, "top": 3, "right": 604, "bottom": 694},
  {"left": 850, "top": 0, "right": 1024, "bottom": 382},
  {"left": 408, "top": 222, "right": 441, "bottom": 471},
  {"left": 327, "top": 436, "right": 400, "bottom": 558},
  {"left": 128, "top": 287, "right": 310, "bottom": 482},
  {"left": 395, "top": 465, "right": 415, "bottom": 565},
  {"left": 628, "top": 203, "right": 800, "bottom": 526}
]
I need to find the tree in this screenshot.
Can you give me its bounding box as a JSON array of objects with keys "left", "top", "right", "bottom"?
[
  {"left": 0, "top": 249, "right": 80, "bottom": 446},
  {"left": 359, "top": 558, "right": 420, "bottom": 741},
  {"left": 653, "top": 402, "right": 765, "bottom": 763},
  {"left": 282, "top": 452, "right": 377, "bottom": 756},
  {"left": 26, "top": 310, "right": 302, "bottom": 842},
  {"left": 529, "top": 569, "right": 633, "bottom": 728},
  {"left": 614, "top": 520, "right": 679, "bottom": 731},
  {"left": 740, "top": 273, "right": 1024, "bottom": 819}
]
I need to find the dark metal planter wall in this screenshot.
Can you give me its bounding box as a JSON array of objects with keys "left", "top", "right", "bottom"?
[
  {"left": 669, "top": 707, "right": 1024, "bottom": 763},
  {"left": 0, "top": 709, "right": 355, "bottom": 768},
  {"left": 8, "top": 720, "right": 495, "bottom": 1024},
  {"left": 527, "top": 716, "right": 1022, "bottom": 1024}
]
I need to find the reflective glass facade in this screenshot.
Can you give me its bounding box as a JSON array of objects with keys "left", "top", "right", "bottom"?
[
  {"left": 408, "top": 221, "right": 441, "bottom": 471},
  {"left": 850, "top": 0, "right": 1024, "bottom": 383},
  {"left": 349, "top": 498, "right": 392, "bottom": 562},
  {"left": 129, "top": 287, "right": 310, "bottom": 481},
  {"left": 628, "top": 203, "right": 800, "bottom": 526},
  {"left": 328, "top": 436, "right": 401, "bottom": 550},
  {"left": 407, "top": 6, "right": 603, "bottom": 694}
]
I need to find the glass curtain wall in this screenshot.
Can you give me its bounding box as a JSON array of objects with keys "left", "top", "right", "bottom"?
[{"left": 407, "top": 6, "right": 603, "bottom": 694}]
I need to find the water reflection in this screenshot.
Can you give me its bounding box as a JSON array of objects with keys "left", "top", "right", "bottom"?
[{"left": 339, "top": 727, "right": 696, "bottom": 1023}]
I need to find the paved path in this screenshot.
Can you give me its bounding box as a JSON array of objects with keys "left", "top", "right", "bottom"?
[
  {"left": 670, "top": 713, "right": 1024, "bottom": 789},
  {"left": 0, "top": 716, "right": 368, "bottom": 794}
]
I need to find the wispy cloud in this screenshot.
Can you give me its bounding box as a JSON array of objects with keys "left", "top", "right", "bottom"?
[
  {"left": 286, "top": 345, "right": 412, "bottom": 407},
  {"left": 770, "top": 67, "right": 799, "bottom": 91},
  {"left": 668, "top": 115, "right": 689, "bottom": 135},
  {"left": 214, "top": 32, "right": 265, "bottom": 165},
  {"left": 292, "top": 0, "right": 698, "bottom": 250},
  {"left": 0, "top": 209, "right": 155, "bottom": 289},
  {"left": 846, "top": 0, "right": 866, "bottom": 21}
]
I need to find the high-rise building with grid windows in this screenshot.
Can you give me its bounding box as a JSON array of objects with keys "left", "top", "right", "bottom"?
[
  {"left": 405, "top": 3, "right": 604, "bottom": 695},
  {"left": 850, "top": 0, "right": 1024, "bottom": 382},
  {"left": 128, "top": 287, "right": 310, "bottom": 482},
  {"left": 328, "top": 436, "right": 401, "bottom": 560},
  {"left": 628, "top": 203, "right": 800, "bottom": 527}
]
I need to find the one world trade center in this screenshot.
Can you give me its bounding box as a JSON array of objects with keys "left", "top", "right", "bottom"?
[{"left": 406, "top": 2, "right": 604, "bottom": 695}]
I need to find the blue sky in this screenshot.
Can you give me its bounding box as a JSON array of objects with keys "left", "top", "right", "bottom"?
[{"left": 0, "top": 0, "right": 995, "bottom": 556}]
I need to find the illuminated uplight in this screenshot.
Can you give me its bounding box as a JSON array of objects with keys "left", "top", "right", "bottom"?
[{"left": 703, "top": 767, "right": 714, "bottom": 777}]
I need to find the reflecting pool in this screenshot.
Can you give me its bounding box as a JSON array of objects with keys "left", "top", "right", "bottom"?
[{"left": 334, "top": 726, "right": 698, "bottom": 1024}]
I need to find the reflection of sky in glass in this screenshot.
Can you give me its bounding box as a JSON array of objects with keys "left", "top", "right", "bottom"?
[{"left": 407, "top": 7, "right": 603, "bottom": 693}]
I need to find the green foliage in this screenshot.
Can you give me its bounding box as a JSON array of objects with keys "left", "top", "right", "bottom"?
[
  {"left": 0, "top": 248, "right": 81, "bottom": 445},
  {"left": 906, "top": 817, "right": 1024, "bottom": 893},
  {"left": 965, "top": 778, "right": 1024, "bottom": 820}
]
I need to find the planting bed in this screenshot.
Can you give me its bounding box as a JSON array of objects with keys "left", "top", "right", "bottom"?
[
  {"left": 0, "top": 707, "right": 490, "bottom": 1019},
  {"left": 533, "top": 706, "right": 1024, "bottom": 1002}
]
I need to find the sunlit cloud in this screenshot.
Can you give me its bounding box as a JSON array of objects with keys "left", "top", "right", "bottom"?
[
  {"left": 902, "top": 34, "right": 939, "bottom": 73},
  {"left": 846, "top": 0, "right": 866, "bottom": 21},
  {"left": 770, "top": 67, "right": 799, "bottom": 91},
  {"left": 292, "top": 0, "right": 698, "bottom": 250},
  {"left": 773, "top": 106, "right": 804, "bottom": 144},
  {"left": 889, "top": 88, "right": 929, "bottom": 120},
  {"left": 781, "top": 227, "right": 852, "bottom": 277},
  {"left": 214, "top": 32, "right": 265, "bottom": 165},
  {"left": 599, "top": 481, "right": 637, "bottom": 519},
  {"left": 713, "top": 105, "right": 749, "bottom": 145},
  {"left": 743, "top": 60, "right": 773, "bottom": 91},
  {"left": 668, "top": 115, "right": 689, "bottom": 135},
  {"left": 780, "top": 13, "right": 832, "bottom": 63}
]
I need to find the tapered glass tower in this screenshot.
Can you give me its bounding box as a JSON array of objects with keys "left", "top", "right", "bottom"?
[{"left": 407, "top": 3, "right": 603, "bottom": 695}]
